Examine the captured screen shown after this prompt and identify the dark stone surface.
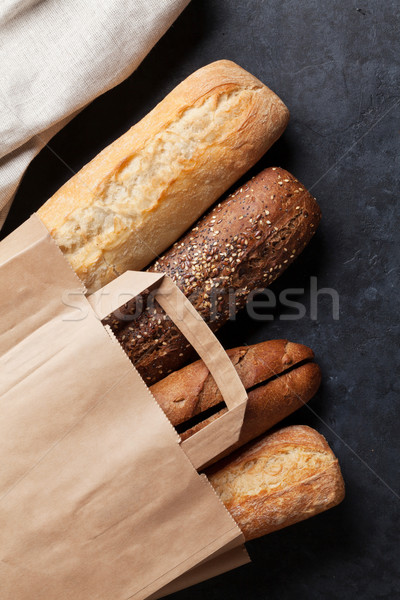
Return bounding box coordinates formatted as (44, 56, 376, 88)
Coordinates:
(2, 1, 399, 598)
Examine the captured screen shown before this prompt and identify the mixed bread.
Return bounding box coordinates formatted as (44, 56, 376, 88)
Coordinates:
(36, 60, 344, 545)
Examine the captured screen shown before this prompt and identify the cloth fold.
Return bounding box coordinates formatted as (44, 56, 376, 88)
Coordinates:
(0, 0, 190, 229)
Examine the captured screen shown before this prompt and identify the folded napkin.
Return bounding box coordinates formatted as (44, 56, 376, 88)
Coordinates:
(0, 0, 190, 229)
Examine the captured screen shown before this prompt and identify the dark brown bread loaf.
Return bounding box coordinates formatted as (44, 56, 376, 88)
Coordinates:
(207, 425, 345, 541)
(149, 340, 321, 459)
(104, 168, 321, 384)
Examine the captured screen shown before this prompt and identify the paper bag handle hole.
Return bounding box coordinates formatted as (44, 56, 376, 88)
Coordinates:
(102, 285, 229, 435)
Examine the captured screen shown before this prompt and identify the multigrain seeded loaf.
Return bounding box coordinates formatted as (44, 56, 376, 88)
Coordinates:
(37, 60, 289, 293)
(105, 168, 321, 384)
(207, 425, 345, 541)
(150, 340, 321, 454)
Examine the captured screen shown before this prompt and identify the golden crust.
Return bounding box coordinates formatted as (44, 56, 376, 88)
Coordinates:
(207, 425, 345, 541)
(150, 339, 315, 427)
(37, 60, 289, 293)
(181, 362, 322, 460)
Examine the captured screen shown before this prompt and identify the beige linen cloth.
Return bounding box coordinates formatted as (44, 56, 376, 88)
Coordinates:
(0, 0, 190, 229)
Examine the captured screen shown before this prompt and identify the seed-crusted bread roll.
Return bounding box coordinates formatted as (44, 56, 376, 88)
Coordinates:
(207, 425, 345, 541)
(150, 340, 321, 458)
(37, 60, 289, 293)
(105, 168, 321, 384)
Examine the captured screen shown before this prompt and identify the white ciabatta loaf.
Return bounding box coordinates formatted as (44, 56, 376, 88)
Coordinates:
(38, 60, 289, 292)
(207, 426, 345, 541)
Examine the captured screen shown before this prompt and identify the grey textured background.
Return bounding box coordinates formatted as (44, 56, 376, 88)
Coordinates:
(2, 1, 399, 598)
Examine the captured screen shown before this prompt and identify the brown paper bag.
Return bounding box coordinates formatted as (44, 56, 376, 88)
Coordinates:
(0, 215, 250, 600)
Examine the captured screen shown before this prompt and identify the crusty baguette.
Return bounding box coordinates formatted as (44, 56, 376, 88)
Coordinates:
(38, 60, 289, 293)
(207, 425, 345, 541)
(150, 340, 321, 456)
(105, 168, 321, 384)
(180, 362, 321, 459)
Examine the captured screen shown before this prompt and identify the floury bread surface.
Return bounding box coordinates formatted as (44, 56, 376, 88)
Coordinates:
(207, 425, 345, 541)
(38, 60, 289, 293)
